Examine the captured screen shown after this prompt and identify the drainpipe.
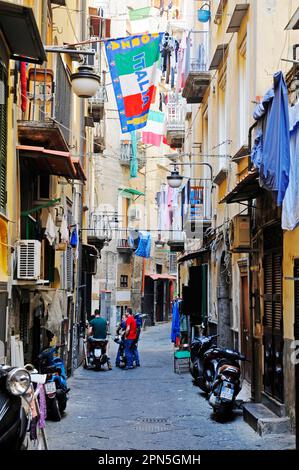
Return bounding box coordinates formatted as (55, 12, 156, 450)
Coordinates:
(248, 121, 258, 401)
(41, 0, 47, 45)
(73, 0, 87, 373)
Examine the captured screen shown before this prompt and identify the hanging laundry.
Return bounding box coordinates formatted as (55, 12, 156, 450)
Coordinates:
(20, 62, 27, 113)
(259, 71, 291, 206)
(130, 130, 138, 178)
(282, 103, 299, 230)
(45, 213, 56, 246)
(135, 231, 151, 258)
(60, 215, 69, 243)
(70, 226, 78, 248)
(141, 110, 165, 147)
(171, 299, 181, 344)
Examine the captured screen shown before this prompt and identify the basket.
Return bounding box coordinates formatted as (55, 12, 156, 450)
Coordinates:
(174, 350, 191, 374)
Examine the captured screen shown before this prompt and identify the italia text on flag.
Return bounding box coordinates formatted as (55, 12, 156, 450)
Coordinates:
(105, 33, 163, 133)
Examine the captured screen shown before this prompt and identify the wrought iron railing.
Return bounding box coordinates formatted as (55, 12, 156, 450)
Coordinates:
(88, 213, 112, 240)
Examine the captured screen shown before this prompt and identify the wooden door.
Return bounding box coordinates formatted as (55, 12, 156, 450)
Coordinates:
(240, 274, 252, 382)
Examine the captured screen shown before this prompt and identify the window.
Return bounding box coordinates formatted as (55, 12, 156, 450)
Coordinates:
(238, 37, 248, 146)
(218, 65, 227, 170)
(120, 275, 128, 288)
(0, 62, 7, 214)
(33, 174, 51, 201)
(156, 264, 162, 274)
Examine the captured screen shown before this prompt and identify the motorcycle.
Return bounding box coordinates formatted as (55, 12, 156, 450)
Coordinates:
(203, 346, 246, 416)
(38, 346, 69, 422)
(0, 365, 31, 449)
(84, 337, 112, 371)
(190, 334, 218, 391)
(114, 334, 126, 367)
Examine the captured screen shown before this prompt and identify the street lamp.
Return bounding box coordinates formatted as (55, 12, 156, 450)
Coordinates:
(167, 168, 184, 188)
(70, 64, 101, 98)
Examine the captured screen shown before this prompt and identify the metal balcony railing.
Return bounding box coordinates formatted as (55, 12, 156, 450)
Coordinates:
(88, 85, 107, 107)
(185, 31, 209, 75)
(186, 179, 212, 223)
(119, 142, 146, 168)
(166, 93, 186, 131)
(117, 229, 135, 251)
(88, 213, 112, 240)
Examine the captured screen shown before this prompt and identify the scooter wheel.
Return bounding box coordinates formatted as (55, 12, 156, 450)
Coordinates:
(49, 398, 61, 421)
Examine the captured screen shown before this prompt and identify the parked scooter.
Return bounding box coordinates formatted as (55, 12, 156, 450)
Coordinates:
(0, 365, 31, 449)
(203, 346, 245, 416)
(113, 334, 126, 367)
(84, 338, 112, 371)
(190, 334, 218, 391)
(38, 345, 69, 421)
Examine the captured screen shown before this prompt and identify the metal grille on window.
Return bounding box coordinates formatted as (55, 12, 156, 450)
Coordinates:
(55, 54, 72, 144)
(0, 62, 7, 213)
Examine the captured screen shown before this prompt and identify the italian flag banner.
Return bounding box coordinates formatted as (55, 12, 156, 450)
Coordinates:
(105, 33, 163, 133)
(142, 110, 165, 147)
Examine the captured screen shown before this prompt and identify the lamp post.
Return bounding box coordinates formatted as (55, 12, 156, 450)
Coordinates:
(167, 162, 213, 188)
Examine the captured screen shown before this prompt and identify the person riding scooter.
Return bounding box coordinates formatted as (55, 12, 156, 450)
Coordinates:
(87, 310, 112, 370)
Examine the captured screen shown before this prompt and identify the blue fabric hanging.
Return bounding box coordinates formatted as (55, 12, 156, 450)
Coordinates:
(135, 231, 151, 258)
(171, 300, 180, 343)
(70, 227, 78, 248)
(130, 130, 138, 178)
(259, 71, 291, 206)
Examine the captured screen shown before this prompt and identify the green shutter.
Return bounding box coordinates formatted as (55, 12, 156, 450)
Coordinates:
(0, 62, 7, 214)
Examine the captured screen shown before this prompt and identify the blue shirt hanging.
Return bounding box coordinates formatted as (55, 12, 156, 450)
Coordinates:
(259, 71, 291, 206)
(135, 231, 151, 258)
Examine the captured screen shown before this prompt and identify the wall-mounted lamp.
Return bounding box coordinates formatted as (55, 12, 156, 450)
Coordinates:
(70, 65, 101, 98)
(167, 169, 184, 188)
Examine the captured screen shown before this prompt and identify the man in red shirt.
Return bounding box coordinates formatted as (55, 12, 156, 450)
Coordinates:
(123, 308, 137, 370)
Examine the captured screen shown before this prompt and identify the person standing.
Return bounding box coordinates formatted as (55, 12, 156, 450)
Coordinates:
(123, 308, 137, 370)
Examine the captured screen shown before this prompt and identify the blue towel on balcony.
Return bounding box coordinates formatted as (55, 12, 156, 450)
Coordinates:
(135, 231, 151, 258)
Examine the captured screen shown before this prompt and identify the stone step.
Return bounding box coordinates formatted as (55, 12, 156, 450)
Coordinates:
(243, 403, 291, 436)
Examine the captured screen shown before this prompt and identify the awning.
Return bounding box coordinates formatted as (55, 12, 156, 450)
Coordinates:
(118, 187, 145, 197)
(0, 1, 46, 64)
(72, 157, 87, 182)
(219, 169, 261, 204)
(146, 273, 176, 281)
(226, 4, 249, 33)
(209, 44, 228, 70)
(285, 7, 299, 30)
(178, 248, 209, 263)
(17, 145, 82, 180)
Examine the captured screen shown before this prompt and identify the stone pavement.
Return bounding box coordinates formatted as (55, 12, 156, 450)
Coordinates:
(46, 322, 295, 450)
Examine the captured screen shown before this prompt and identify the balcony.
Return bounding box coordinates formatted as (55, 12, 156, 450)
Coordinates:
(185, 180, 212, 229)
(93, 120, 106, 153)
(117, 229, 135, 254)
(167, 230, 186, 252)
(119, 142, 146, 169)
(18, 60, 72, 151)
(182, 32, 211, 104)
(87, 213, 112, 251)
(88, 85, 107, 122)
(165, 93, 185, 149)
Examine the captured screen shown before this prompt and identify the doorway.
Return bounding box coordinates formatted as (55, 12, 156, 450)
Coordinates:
(263, 225, 284, 402)
(239, 261, 252, 382)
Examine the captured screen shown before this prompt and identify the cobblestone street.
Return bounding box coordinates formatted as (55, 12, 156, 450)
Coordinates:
(46, 323, 295, 450)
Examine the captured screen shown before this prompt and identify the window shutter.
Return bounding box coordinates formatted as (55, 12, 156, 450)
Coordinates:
(0, 62, 7, 214)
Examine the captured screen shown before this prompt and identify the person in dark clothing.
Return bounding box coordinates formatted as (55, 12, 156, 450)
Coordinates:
(88, 309, 108, 354)
(115, 314, 126, 367)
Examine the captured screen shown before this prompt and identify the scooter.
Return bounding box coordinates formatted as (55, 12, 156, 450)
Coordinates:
(84, 337, 112, 371)
(0, 365, 31, 449)
(204, 346, 245, 416)
(190, 334, 218, 391)
(38, 346, 69, 421)
(114, 334, 126, 367)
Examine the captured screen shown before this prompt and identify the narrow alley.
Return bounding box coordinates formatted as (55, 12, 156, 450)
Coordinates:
(46, 323, 295, 451)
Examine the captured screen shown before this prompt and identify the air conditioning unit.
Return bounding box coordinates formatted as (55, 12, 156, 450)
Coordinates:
(17, 240, 41, 280)
(230, 215, 251, 252)
(128, 207, 141, 221)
